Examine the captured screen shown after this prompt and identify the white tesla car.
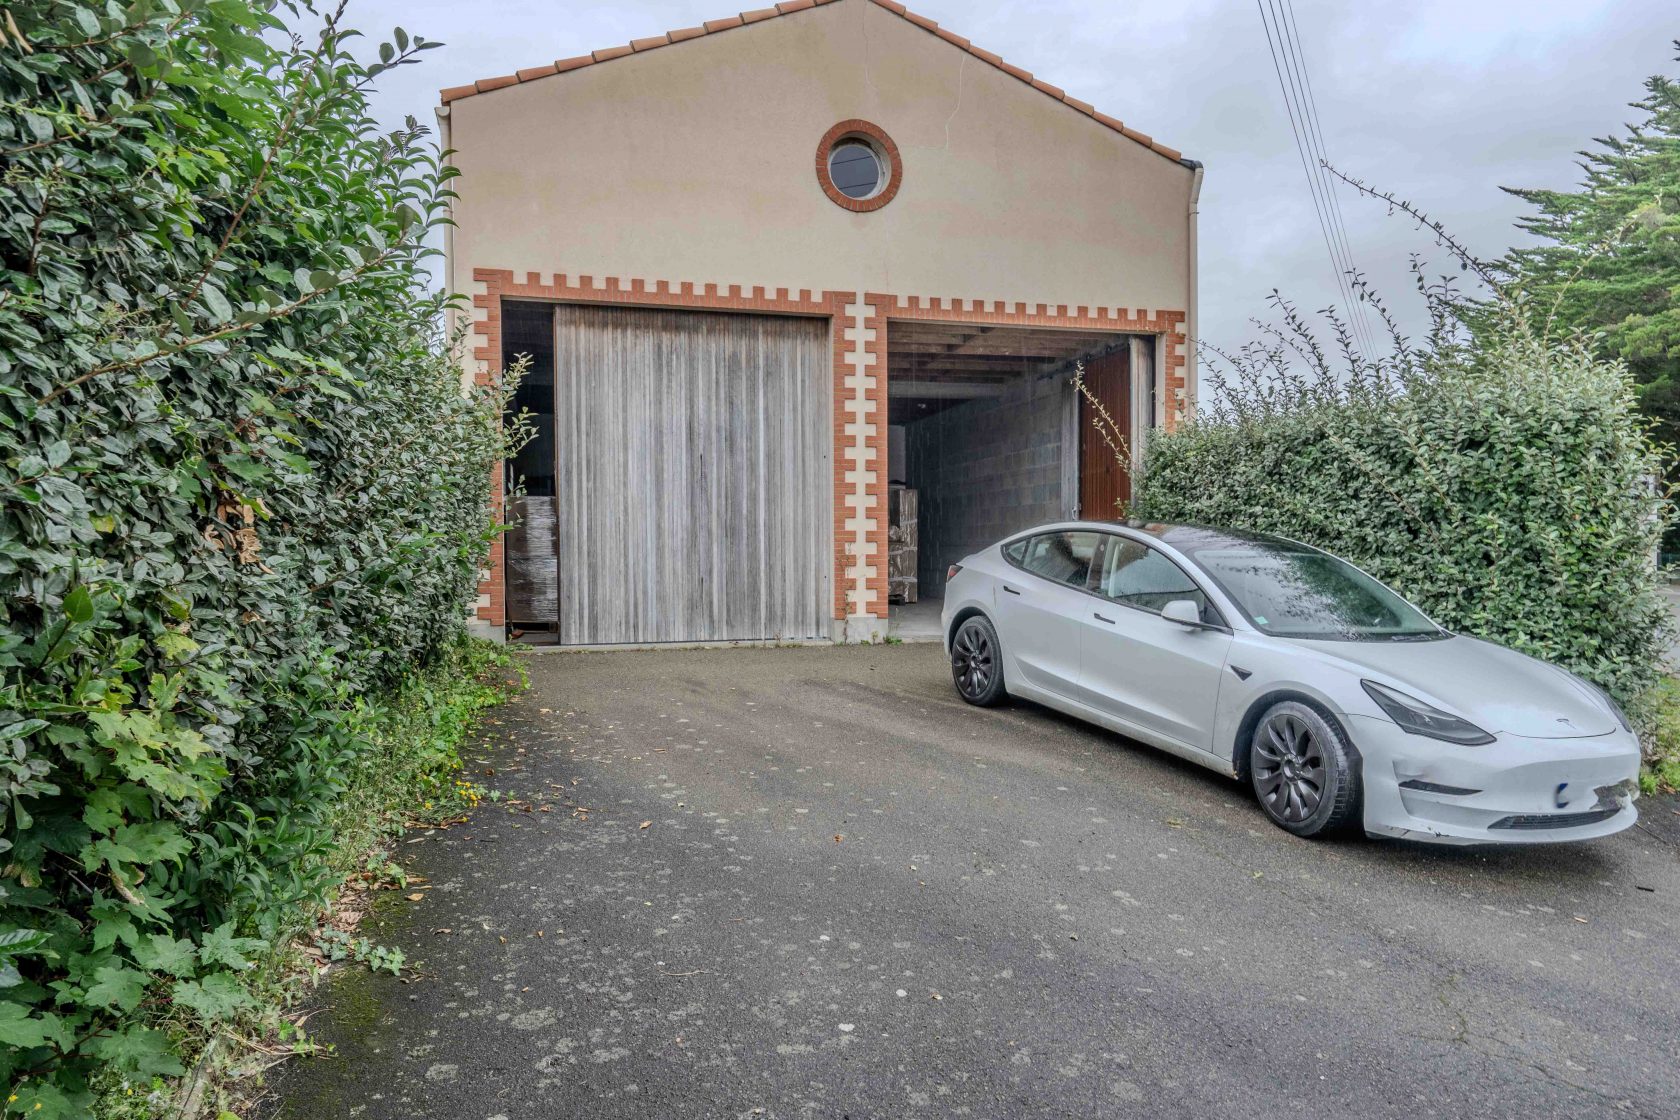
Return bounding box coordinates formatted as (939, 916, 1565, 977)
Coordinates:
(941, 521, 1641, 844)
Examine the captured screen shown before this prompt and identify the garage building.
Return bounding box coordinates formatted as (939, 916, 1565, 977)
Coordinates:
(440, 0, 1201, 645)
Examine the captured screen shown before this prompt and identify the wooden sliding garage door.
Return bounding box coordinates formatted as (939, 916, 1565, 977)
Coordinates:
(552, 304, 831, 645)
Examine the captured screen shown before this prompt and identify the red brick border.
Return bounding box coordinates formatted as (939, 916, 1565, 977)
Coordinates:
(882, 295, 1188, 430)
(469, 268, 856, 630)
(467, 268, 1187, 636)
(815, 120, 903, 213)
(859, 296, 891, 612)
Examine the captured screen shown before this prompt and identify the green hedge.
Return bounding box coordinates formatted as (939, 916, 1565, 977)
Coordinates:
(1136, 299, 1673, 713)
(0, 3, 509, 1114)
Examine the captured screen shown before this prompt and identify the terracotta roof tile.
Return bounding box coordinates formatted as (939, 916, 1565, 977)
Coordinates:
(438, 0, 1188, 164)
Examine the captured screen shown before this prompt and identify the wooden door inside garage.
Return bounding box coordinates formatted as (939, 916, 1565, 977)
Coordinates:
(552, 304, 831, 645)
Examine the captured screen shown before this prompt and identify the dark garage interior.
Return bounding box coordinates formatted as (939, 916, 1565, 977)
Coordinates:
(886, 319, 1154, 639)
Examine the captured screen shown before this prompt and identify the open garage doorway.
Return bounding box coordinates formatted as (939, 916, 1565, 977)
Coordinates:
(885, 320, 1159, 642)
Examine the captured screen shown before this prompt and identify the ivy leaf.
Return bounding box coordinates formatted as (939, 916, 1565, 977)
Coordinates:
(132, 933, 197, 978)
(155, 632, 199, 662)
(0, 1002, 64, 1048)
(89, 1026, 185, 1077)
(198, 923, 265, 972)
(84, 964, 148, 1011)
(170, 972, 253, 1021)
(8, 1080, 92, 1120)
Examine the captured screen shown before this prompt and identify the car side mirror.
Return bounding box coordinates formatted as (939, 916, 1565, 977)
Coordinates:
(1161, 599, 1203, 629)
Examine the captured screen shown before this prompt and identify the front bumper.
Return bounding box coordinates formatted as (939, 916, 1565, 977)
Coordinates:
(1348, 714, 1640, 846)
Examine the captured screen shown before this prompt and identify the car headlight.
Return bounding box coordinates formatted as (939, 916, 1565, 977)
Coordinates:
(1360, 680, 1495, 745)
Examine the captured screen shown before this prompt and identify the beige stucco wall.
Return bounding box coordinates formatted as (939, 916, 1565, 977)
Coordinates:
(449, 0, 1198, 639)
(444, 0, 1194, 325)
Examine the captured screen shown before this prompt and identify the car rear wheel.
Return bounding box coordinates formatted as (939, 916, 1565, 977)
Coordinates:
(1249, 700, 1360, 838)
(951, 615, 1007, 707)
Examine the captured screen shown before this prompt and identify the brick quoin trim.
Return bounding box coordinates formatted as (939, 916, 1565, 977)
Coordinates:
(468, 268, 871, 628)
(882, 295, 1190, 430)
(467, 268, 1187, 636)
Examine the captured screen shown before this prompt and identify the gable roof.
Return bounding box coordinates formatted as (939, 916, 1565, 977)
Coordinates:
(438, 0, 1187, 164)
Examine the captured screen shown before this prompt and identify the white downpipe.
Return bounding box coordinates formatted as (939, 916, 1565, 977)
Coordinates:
(1186, 161, 1204, 421)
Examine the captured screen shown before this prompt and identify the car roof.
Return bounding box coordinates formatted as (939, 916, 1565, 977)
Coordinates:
(1005, 519, 1306, 552)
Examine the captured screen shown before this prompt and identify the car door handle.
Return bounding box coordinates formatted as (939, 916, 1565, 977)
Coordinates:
(1002, 585, 1022, 596)
(1093, 612, 1115, 624)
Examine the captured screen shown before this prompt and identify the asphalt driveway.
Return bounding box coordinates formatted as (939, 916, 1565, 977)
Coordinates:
(268, 644, 1680, 1119)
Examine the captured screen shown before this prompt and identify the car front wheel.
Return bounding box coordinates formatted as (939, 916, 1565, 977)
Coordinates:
(1249, 700, 1360, 838)
(950, 615, 1007, 707)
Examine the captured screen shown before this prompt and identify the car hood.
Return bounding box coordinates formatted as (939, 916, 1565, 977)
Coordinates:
(1294, 634, 1618, 739)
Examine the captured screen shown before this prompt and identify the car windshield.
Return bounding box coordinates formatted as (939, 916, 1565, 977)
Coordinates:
(1177, 540, 1444, 641)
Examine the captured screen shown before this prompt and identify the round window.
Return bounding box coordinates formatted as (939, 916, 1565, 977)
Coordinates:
(816, 120, 902, 212)
(828, 140, 882, 199)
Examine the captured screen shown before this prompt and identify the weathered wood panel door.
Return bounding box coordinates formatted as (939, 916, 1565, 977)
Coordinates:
(1079, 349, 1132, 519)
(553, 304, 831, 645)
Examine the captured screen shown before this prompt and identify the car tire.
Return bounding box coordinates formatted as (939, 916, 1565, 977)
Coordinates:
(950, 615, 1007, 707)
(1249, 700, 1361, 839)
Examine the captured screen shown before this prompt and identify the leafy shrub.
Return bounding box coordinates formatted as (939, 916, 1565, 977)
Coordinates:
(0, 2, 509, 1114)
(1135, 254, 1673, 716)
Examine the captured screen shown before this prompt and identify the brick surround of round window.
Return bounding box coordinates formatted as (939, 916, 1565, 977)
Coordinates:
(815, 120, 902, 212)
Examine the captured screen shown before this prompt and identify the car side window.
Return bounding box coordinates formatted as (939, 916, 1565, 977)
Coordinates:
(1017, 531, 1102, 591)
(1098, 536, 1218, 623)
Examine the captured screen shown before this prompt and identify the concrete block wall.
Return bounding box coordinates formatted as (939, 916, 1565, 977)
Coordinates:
(904, 372, 1068, 599)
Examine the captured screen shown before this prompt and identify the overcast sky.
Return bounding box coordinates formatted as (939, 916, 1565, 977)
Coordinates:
(348, 0, 1676, 367)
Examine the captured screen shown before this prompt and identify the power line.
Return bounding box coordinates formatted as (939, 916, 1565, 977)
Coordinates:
(1262, 0, 1375, 357)
(1256, 0, 1375, 358)
(1277, 0, 1381, 354)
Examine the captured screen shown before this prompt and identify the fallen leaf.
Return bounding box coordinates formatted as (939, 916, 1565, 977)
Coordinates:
(406, 893, 425, 902)
(639, 821, 652, 829)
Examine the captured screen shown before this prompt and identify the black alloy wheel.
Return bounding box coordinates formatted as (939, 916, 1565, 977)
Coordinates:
(951, 615, 1006, 706)
(1249, 700, 1360, 838)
